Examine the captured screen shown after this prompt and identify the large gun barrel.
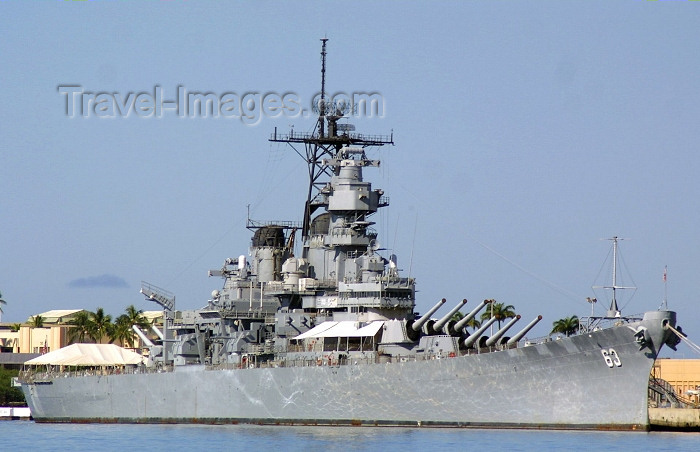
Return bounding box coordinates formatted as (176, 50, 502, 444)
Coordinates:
(454, 299, 492, 332)
(411, 298, 447, 332)
(151, 324, 165, 341)
(506, 315, 543, 345)
(463, 317, 497, 348)
(132, 325, 154, 347)
(405, 298, 446, 341)
(485, 315, 521, 347)
(433, 299, 468, 333)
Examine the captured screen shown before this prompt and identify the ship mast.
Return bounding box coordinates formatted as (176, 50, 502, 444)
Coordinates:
(598, 236, 636, 317)
(269, 38, 393, 257)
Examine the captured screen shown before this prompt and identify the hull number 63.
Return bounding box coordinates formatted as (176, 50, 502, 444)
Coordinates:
(601, 348, 622, 368)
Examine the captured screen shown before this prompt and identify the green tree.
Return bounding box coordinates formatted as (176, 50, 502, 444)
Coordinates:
(464, 316, 481, 330)
(10, 323, 22, 333)
(551, 315, 580, 337)
(123, 305, 151, 331)
(110, 305, 151, 348)
(110, 316, 136, 347)
(90, 308, 113, 344)
(68, 311, 96, 343)
(479, 300, 516, 329)
(29, 315, 45, 328)
(0, 368, 25, 406)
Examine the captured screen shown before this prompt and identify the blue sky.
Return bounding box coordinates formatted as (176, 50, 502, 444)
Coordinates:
(1, 1, 699, 356)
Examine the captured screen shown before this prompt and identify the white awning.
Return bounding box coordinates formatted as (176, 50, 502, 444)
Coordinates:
(353, 321, 384, 337)
(25, 343, 145, 366)
(293, 321, 384, 340)
(293, 321, 339, 339)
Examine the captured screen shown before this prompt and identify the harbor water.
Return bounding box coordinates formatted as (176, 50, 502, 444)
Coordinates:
(1, 421, 698, 451)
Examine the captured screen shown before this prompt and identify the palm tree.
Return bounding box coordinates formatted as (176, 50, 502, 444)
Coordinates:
(30, 315, 45, 328)
(551, 315, 580, 337)
(90, 308, 113, 344)
(124, 305, 151, 331)
(110, 315, 136, 347)
(464, 316, 482, 330)
(68, 311, 96, 343)
(110, 305, 151, 348)
(479, 300, 516, 329)
(10, 323, 22, 332)
(0, 291, 6, 316)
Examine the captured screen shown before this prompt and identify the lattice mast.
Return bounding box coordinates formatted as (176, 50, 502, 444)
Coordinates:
(270, 38, 393, 256)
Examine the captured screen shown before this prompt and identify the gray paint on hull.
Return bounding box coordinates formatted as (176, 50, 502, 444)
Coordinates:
(23, 325, 655, 429)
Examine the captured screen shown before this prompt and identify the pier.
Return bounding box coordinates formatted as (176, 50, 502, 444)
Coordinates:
(649, 408, 700, 431)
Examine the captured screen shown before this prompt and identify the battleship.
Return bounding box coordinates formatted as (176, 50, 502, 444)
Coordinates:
(20, 40, 683, 430)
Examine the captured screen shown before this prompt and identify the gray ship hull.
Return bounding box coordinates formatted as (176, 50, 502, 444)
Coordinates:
(21, 321, 661, 430)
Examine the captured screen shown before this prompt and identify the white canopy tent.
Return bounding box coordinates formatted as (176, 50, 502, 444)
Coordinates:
(24, 343, 145, 366)
(293, 321, 384, 340)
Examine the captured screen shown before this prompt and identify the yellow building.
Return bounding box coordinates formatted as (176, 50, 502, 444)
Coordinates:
(18, 310, 85, 353)
(653, 358, 700, 404)
(0, 310, 84, 354)
(0, 325, 20, 353)
(142, 311, 164, 328)
(0, 309, 164, 356)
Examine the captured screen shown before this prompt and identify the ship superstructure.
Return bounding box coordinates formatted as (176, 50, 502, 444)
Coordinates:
(146, 39, 428, 369)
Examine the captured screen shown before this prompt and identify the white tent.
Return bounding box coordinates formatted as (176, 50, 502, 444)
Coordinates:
(24, 343, 145, 366)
